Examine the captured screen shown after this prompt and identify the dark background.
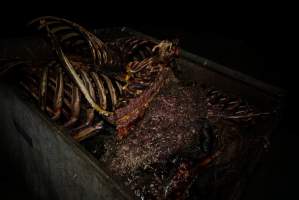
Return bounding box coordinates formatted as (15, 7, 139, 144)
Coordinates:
(0, 5, 296, 200)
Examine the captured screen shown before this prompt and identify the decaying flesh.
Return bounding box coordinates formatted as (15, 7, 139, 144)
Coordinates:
(103, 73, 208, 173)
(98, 70, 273, 199)
(100, 73, 216, 199)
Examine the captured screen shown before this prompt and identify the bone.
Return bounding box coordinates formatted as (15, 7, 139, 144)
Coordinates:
(64, 85, 81, 127)
(71, 121, 104, 142)
(52, 67, 64, 120)
(101, 74, 118, 110)
(90, 72, 108, 110)
(39, 65, 48, 111)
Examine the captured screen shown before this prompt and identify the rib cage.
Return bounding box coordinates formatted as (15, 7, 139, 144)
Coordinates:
(8, 16, 180, 141)
(29, 17, 157, 69)
(29, 16, 117, 67)
(20, 60, 124, 135)
(205, 88, 270, 124)
(106, 37, 156, 63)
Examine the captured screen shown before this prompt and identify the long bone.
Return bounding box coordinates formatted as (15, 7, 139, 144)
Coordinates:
(39, 19, 112, 117)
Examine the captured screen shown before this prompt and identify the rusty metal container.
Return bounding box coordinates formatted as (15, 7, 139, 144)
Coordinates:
(0, 27, 285, 200)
